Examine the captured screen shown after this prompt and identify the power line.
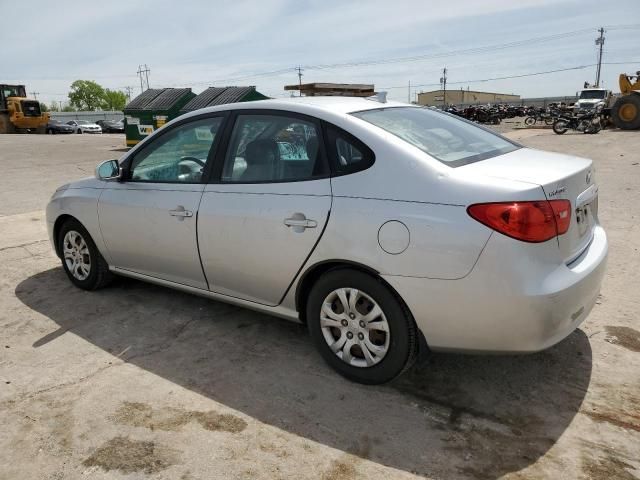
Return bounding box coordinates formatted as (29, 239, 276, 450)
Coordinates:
(381, 61, 640, 90)
(302, 29, 598, 71)
(160, 27, 613, 88)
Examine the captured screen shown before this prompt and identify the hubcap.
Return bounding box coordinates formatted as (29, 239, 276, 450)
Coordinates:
(620, 103, 638, 122)
(63, 230, 91, 281)
(320, 288, 390, 368)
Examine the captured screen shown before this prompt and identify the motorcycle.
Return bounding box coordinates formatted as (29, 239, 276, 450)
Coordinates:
(552, 109, 602, 135)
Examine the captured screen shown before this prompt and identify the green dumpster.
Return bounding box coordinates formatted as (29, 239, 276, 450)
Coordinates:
(123, 88, 195, 147)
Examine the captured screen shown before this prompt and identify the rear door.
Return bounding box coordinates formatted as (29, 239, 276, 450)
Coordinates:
(98, 115, 225, 288)
(198, 110, 331, 306)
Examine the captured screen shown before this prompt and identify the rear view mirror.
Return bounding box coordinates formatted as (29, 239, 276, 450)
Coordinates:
(95, 159, 122, 181)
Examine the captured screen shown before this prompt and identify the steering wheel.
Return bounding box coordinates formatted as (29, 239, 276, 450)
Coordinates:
(179, 156, 206, 167)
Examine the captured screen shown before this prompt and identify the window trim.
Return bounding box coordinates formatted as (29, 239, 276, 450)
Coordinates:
(209, 109, 331, 185)
(322, 122, 375, 177)
(123, 112, 228, 185)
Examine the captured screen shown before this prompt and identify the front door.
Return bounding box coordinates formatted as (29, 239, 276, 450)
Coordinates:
(198, 111, 332, 305)
(98, 115, 224, 289)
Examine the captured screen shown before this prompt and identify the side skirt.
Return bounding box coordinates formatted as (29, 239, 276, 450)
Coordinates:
(110, 267, 302, 323)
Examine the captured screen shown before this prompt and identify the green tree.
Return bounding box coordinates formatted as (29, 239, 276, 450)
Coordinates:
(39, 102, 49, 112)
(62, 104, 76, 112)
(68, 80, 106, 111)
(102, 89, 127, 111)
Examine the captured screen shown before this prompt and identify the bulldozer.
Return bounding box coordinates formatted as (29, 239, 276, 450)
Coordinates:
(611, 72, 640, 130)
(0, 84, 50, 134)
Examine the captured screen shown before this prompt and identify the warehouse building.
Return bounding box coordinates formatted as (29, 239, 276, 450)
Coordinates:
(416, 89, 520, 106)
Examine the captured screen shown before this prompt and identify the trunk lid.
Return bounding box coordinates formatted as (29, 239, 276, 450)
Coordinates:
(460, 148, 597, 262)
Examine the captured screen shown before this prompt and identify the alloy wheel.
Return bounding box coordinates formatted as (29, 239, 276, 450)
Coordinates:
(63, 230, 91, 281)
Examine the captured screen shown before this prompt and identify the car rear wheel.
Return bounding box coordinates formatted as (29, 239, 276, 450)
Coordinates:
(58, 219, 113, 290)
(307, 269, 418, 384)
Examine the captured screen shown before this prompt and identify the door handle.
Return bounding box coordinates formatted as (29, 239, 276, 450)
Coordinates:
(284, 215, 317, 233)
(169, 206, 193, 220)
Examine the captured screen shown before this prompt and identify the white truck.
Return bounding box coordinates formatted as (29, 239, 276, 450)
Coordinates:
(574, 88, 612, 112)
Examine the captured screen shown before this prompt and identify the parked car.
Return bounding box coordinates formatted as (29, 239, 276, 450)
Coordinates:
(46, 119, 75, 134)
(46, 97, 607, 384)
(66, 120, 102, 134)
(96, 119, 125, 133)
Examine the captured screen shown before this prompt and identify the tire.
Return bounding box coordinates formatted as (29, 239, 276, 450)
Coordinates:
(306, 269, 418, 384)
(47, 128, 54, 134)
(524, 116, 536, 126)
(77, 128, 82, 134)
(611, 94, 640, 130)
(544, 117, 555, 126)
(57, 218, 113, 290)
(553, 119, 569, 135)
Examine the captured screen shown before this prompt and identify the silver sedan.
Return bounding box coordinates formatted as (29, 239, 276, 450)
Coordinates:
(46, 97, 607, 384)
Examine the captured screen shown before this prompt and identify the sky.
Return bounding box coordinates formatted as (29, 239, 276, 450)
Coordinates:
(2, 0, 639, 106)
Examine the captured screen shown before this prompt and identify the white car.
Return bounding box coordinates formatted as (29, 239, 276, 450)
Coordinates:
(66, 120, 102, 134)
(47, 97, 607, 384)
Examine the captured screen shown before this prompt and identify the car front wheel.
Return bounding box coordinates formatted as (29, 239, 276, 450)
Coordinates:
(307, 269, 418, 384)
(58, 219, 113, 290)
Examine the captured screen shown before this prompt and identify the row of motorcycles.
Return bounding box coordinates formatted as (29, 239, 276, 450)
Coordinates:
(444, 105, 531, 125)
(444, 102, 605, 134)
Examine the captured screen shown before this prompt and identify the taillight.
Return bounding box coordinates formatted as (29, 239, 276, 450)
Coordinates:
(467, 200, 571, 243)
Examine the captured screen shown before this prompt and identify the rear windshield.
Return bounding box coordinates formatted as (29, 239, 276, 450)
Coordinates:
(351, 107, 519, 167)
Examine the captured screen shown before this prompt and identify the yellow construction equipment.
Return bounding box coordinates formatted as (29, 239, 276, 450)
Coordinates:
(0, 84, 50, 134)
(611, 72, 640, 130)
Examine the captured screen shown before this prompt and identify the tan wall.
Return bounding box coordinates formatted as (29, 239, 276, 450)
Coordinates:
(416, 90, 520, 106)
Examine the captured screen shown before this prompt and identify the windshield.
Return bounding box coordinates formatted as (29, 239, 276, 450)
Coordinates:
(77, 120, 90, 125)
(352, 107, 519, 167)
(2, 85, 26, 98)
(579, 90, 606, 100)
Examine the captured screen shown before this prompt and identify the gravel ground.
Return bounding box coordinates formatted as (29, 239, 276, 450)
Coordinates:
(0, 129, 639, 480)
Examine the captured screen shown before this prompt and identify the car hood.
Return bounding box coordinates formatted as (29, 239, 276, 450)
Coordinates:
(57, 177, 104, 191)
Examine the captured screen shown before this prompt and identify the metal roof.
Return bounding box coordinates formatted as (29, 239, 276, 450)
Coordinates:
(123, 89, 164, 110)
(180, 86, 257, 113)
(143, 88, 192, 111)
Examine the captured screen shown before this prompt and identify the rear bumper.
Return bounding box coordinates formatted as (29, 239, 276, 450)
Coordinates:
(384, 225, 608, 353)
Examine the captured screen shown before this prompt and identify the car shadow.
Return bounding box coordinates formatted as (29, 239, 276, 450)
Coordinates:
(15, 268, 593, 479)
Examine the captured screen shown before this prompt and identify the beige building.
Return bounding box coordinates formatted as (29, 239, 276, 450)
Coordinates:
(416, 89, 520, 106)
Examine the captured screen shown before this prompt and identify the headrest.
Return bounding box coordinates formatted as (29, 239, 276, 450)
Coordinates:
(245, 139, 279, 166)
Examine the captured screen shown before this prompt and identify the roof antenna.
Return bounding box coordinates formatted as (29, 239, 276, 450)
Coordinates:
(367, 91, 387, 103)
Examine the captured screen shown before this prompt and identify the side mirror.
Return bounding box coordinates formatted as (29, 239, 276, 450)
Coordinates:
(95, 159, 122, 181)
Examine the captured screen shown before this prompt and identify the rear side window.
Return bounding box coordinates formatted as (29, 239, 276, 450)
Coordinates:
(221, 114, 328, 183)
(325, 126, 374, 175)
(352, 107, 519, 167)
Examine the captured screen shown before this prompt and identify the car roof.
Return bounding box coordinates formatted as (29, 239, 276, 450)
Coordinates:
(178, 96, 415, 120)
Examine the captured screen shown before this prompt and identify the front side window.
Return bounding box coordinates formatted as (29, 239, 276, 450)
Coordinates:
(352, 107, 519, 167)
(129, 117, 223, 183)
(221, 114, 326, 183)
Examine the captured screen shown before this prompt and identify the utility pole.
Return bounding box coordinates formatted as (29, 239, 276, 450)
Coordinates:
(296, 66, 303, 96)
(440, 67, 447, 108)
(408, 80, 411, 103)
(595, 27, 605, 87)
(30, 91, 39, 100)
(137, 65, 151, 93)
(124, 86, 133, 103)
